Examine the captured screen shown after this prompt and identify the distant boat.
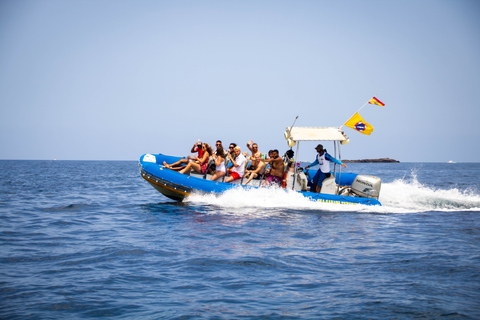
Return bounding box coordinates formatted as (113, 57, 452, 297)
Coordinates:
(139, 127, 382, 206)
(447, 160, 456, 163)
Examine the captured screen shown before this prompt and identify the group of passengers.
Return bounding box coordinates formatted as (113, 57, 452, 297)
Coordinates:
(163, 140, 286, 186)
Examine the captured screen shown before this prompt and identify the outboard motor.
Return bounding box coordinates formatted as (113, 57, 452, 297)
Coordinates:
(350, 175, 381, 200)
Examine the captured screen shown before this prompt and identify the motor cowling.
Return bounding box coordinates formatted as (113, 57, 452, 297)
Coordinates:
(350, 175, 381, 199)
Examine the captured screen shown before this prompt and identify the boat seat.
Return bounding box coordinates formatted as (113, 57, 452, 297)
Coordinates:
(239, 158, 252, 185)
(222, 157, 231, 182)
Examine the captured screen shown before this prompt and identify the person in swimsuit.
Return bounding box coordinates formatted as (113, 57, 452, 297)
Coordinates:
(261, 149, 285, 186)
(210, 146, 226, 181)
(167, 143, 211, 175)
(262, 150, 274, 175)
(243, 141, 266, 184)
(163, 140, 204, 171)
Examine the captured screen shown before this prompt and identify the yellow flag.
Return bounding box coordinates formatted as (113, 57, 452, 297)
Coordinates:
(344, 112, 374, 135)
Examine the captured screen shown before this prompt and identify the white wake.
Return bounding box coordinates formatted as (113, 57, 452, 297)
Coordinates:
(184, 175, 480, 214)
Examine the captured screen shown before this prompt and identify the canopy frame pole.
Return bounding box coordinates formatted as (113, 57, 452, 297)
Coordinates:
(333, 140, 337, 177)
(288, 116, 299, 136)
(292, 141, 300, 190)
(336, 140, 342, 195)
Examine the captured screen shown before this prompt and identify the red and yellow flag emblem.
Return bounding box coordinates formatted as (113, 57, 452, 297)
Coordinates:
(368, 97, 385, 107)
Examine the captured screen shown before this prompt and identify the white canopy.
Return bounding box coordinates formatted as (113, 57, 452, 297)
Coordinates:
(287, 127, 349, 141)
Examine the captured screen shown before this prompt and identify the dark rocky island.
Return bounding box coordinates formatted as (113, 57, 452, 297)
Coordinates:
(342, 158, 400, 163)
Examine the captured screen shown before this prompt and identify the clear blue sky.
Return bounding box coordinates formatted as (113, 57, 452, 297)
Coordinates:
(1, 0, 479, 162)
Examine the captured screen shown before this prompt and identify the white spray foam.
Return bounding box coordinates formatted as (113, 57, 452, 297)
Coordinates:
(187, 187, 329, 210)
(186, 187, 393, 214)
(380, 176, 480, 212)
(185, 176, 480, 214)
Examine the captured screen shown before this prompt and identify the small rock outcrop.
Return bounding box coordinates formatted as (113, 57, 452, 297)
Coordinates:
(342, 158, 400, 163)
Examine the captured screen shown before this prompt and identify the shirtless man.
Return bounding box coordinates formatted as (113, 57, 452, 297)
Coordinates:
(261, 149, 285, 186)
(243, 141, 266, 184)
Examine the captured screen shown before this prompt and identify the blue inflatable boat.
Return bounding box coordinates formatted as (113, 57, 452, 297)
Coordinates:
(139, 127, 382, 206)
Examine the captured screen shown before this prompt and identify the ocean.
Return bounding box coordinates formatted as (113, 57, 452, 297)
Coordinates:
(1, 160, 479, 319)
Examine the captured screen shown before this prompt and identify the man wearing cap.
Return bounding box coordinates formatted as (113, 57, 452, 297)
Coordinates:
(305, 144, 347, 193)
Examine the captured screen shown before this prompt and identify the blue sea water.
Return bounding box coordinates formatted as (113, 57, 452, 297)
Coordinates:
(1, 160, 479, 319)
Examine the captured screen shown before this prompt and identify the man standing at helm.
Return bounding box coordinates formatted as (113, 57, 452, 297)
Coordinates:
(305, 144, 347, 193)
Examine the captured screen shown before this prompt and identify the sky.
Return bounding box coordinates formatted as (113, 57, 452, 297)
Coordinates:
(1, 0, 479, 162)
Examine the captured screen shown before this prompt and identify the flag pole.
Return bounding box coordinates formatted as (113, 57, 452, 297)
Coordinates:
(340, 99, 370, 128)
(356, 101, 369, 113)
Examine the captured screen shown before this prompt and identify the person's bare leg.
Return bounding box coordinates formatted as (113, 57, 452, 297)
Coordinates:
(243, 173, 257, 185)
(180, 162, 202, 175)
(210, 171, 225, 181)
(179, 162, 193, 175)
(172, 159, 188, 167)
(244, 162, 265, 185)
(164, 159, 188, 170)
(169, 165, 186, 172)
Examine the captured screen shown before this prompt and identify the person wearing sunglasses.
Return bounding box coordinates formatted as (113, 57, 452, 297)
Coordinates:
(211, 140, 223, 155)
(225, 146, 246, 183)
(243, 141, 266, 184)
(175, 143, 213, 175)
(210, 146, 226, 181)
(163, 140, 204, 171)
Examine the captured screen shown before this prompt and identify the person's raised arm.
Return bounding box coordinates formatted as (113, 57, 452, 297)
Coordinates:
(191, 142, 200, 154)
(246, 141, 254, 153)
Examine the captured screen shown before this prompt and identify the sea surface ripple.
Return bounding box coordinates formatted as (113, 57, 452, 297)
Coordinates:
(1, 160, 479, 319)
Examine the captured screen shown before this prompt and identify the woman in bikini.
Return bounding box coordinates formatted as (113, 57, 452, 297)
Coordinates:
(210, 146, 226, 181)
(163, 141, 204, 171)
(166, 143, 212, 175)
